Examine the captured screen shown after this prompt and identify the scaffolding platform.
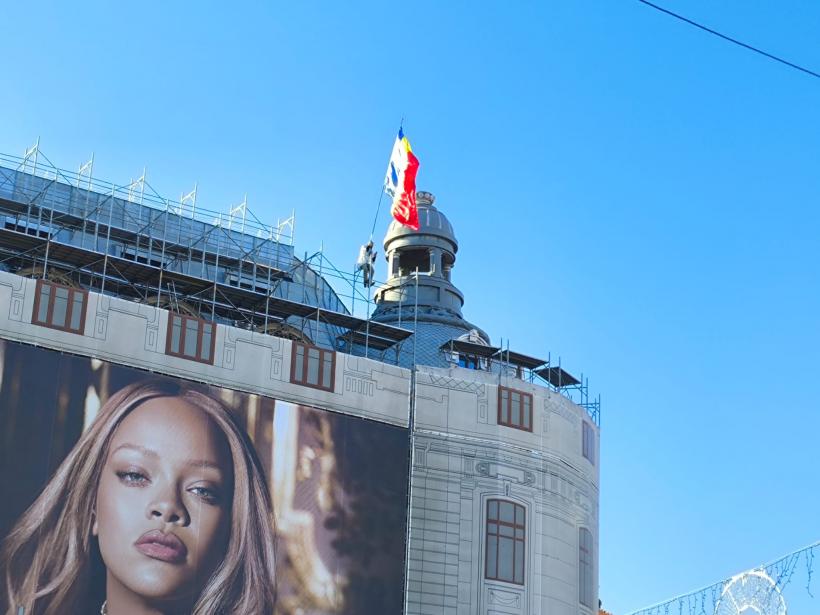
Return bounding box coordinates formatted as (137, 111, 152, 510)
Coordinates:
(0, 147, 412, 356)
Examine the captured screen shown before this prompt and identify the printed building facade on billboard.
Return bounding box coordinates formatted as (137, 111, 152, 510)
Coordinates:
(0, 154, 601, 615)
(0, 339, 410, 615)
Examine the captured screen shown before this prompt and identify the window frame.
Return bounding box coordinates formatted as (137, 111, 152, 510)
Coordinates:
(497, 385, 534, 432)
(484, 499, 526, 585)
(458, 353, 481, 370)
(31, 279, 88, 335)
(289, 341, 336, 392)
(164, 313, 217, 365)
(582, 421, 595, 465)
(579, 527, 594, 608)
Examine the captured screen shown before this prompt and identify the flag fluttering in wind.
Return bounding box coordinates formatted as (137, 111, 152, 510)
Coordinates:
(384, 128, 420, 231)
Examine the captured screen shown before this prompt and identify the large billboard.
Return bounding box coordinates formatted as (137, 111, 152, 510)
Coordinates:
(0, 339, 409, 615)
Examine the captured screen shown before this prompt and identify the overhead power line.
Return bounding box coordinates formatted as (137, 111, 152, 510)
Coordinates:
(637, 0, 820, 81)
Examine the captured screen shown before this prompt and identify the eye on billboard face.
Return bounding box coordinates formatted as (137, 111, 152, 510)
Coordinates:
(93, 396, 233, 610)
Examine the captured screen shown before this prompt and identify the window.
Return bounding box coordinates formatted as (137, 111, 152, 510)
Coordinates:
(498, 386, 533, 432)
(31, 279, 87, 334)
(458, 354, 481, 370)
(485, 500, 525, 585)
(398, 248, 430, 276)
(290, 341, 335, 392)
(579, 527, 594, 607)
(582, 421, 595, 465)
(165, 314, 216, 364)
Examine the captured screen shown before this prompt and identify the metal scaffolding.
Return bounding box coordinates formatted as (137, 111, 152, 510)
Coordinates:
(0, 143, 411, 357)
(437, 337, 601, 425)
(0, 141, 598, 416)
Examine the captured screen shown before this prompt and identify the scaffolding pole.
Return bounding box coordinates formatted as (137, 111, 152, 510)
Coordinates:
(100, 187, 115, 295)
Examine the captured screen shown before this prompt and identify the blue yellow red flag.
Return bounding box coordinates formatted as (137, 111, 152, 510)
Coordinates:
(383, 128, 420, 231)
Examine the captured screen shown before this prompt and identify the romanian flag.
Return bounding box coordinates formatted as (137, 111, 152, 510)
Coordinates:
(384, 128, 420, 231)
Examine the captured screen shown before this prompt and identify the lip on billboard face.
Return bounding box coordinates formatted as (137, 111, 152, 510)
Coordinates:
(93, 396, 233, 606)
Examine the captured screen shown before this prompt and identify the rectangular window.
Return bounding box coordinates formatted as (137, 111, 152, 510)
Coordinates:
(579, 527, 594, 607)
(498, 386, 533, 432)
(165, 314, 216, 365)
(485, 499, 526, 585)
(458, 354, 481, 370)
(31, 279, 87, 335)
(290, 341, 335, 392)
(582, 421, 595, 465)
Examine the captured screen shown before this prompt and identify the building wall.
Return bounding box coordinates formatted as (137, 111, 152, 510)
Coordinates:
(0, 270, 600, 614)
(0, 271, 410, 427)
(407, 365, 600, 615)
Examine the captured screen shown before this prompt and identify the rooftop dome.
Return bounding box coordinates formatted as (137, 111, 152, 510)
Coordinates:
(383, 191, 458, 254)
(369, 190, 489, 368)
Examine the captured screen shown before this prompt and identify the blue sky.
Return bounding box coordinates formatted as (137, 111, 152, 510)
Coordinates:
(2, 1, 819, 612)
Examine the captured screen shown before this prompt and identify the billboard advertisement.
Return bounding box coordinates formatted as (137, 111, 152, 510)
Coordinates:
(0, 340, 409, 615)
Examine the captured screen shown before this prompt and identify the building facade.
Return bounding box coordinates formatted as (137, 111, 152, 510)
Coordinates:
(0, 153, 599, 615)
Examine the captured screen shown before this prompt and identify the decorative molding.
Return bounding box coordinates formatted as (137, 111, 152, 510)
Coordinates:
(270, 354, 282, 378)
(144, 306, 159, 351)
(487, 587, 522, 608)
(476, 461, 536, 487)
(344, 374, 375, 397)
(9, 295, 22, 321)
(427, 373, 486, 395)
(93, 294, 109, 339)
(145, 327, 157, 351)
(94, 315, 107, 338)
(223, 345, 235, 369)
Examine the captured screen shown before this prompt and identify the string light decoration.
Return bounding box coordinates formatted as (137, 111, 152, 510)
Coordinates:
(627, 540, 819, 615)
(714, 570, 785, 615)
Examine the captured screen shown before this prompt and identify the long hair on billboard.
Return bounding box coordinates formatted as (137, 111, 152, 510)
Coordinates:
(1, 379, 276, 615)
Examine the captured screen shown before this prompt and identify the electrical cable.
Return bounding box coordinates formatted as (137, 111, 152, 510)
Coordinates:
(637, 0, 820, 81)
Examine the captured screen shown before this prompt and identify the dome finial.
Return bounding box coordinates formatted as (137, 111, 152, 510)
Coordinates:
(416, 191, 435, 207)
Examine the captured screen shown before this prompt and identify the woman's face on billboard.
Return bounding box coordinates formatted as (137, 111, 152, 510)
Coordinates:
(93, 396, 233, 607)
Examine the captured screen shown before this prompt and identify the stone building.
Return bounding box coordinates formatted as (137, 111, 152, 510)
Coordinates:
(0, 150, 599, 614)
(365, 191, 601, 615)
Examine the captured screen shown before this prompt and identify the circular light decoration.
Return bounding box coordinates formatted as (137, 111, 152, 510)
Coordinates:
(714, 569, 787, 615)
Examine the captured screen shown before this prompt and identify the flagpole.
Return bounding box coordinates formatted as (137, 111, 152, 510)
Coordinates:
(369, 188, 385, 242)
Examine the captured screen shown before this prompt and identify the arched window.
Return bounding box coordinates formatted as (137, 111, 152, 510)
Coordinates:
(579, 527, 594, 607)
(485, 499, 525, 585)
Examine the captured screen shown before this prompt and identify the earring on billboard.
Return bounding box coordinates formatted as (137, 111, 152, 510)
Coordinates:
(100, 600, 107, 614)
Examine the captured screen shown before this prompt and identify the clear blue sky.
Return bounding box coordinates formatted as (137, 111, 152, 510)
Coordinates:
(2, 1, 819, 612)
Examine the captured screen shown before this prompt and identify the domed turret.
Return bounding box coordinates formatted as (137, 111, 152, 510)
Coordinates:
(383, 191, 458, 256)
(375, 192, 464, 315)
(371, 191, 489, 367)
